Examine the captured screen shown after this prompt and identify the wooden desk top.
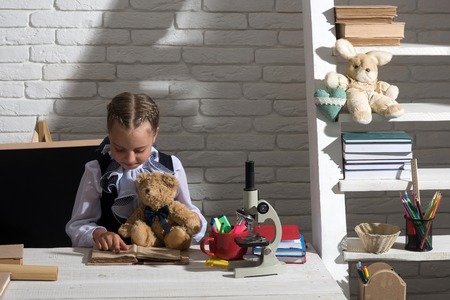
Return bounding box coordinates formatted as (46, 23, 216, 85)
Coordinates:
(3, 245, 346, 299)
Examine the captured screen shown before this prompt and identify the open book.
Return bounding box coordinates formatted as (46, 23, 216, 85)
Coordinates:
(88, 244, 189, 265)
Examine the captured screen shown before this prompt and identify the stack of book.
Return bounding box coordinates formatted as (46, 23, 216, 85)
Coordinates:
(334, 5, 404, 46)
(253, 224, 306, 264)
(342, 131, 413, 180)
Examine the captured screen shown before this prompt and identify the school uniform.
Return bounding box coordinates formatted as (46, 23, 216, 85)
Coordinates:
(65, 146, 207, 248)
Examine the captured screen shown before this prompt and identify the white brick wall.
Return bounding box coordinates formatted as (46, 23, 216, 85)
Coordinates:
(0, 0, 449, 298)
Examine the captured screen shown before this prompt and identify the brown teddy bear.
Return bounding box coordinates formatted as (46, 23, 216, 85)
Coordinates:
(118, 172, 201, 250)
(325, 38, 404, 124)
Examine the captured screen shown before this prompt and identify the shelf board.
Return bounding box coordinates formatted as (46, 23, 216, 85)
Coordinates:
(338, 103, 450, 123)
(343, 235, 450, 262)
(354, 43, 450, 56)
(339, 168, 450, 192)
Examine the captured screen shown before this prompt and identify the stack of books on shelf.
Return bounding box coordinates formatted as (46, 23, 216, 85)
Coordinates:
(253, 224, 306, 264)
(334, 5, 404, 46)
(342, 131, 413, 180)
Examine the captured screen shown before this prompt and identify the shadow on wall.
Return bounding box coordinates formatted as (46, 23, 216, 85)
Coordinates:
(48, 0, 191, 141)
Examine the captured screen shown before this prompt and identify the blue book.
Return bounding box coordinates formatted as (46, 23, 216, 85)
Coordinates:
(253, 233, 306, 257)
(342, 131, 412, 143)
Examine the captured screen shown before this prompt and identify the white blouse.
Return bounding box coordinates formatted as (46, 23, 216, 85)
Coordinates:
(65, 149, 207, 247)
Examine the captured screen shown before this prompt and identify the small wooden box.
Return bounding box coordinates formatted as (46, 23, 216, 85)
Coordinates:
(358, 262, 406, 300)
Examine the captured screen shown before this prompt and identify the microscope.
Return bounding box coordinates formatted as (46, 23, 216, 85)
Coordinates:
(228, 161, 286, 278)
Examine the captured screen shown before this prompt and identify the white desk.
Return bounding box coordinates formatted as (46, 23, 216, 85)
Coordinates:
(3, 245, 346, 300)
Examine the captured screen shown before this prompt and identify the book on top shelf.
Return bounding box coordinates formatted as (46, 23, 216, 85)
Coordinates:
(343, 142, 411, 153)
(334, 5, 397, 19)
(343, 151, 413, 160)
(342, 131, 412, 143)
(336, 22, 405, 39)
(344, 37, 402, 46)
(344, 161, 411, 171)
(335, 17, 394, 24)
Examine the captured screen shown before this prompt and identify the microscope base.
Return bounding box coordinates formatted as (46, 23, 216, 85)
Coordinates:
(229, 251, 286, 278)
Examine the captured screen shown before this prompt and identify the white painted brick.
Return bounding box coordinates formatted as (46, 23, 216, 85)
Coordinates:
(0, 0, 53, 9)
(0, 99, 54, 115)
(243, 83, 304, 99)
(177, 151, 247, 167)
(192, 66, 261, 82)
(98, 81, 169, 99)
(279, 31, 303, 46)
(205, 167, 274, 183)
(0, 116, 36, 131)
(418, 31, 450, 44)
(183, 47, 254, 64)
(117, 65, 190, 81)
(131, 0, 201, 11)
(256, 48, 303, 64)
(418, 0, 450, 12)
(31, 12, 103, 28)
(48, 116, 105, 133)
(249, 13, 302, 29)
(56, 29, 130, 45)
(207, 134, 275, 150)
(182, 116, 252, 133)
(176, 12, 246, 29)
(132, 30, 203, 46)
(263, 66, 305, 82)
(0, 11, 29, 27)
(204, 0, 273, 12)
(276, 0, 302, 12)
(43, 64, 116, 80)
(0, 64, 41, 80)
(274, 100, 306, 117)
(0, 28, 54, 45)
(0, 46, 28, 62)
(0, 83, 24, 98)
(170, 82, 241, 99)
(205, 30, 277, 46)
(411, 65, 450, 81)
(55, 0, 129, 11)
(159, 117, 182, 133)
(184, 168, 203, 184)
(54, 99, 107, 116)
(0, 132, 34, 143)
(249, 150, 307, 166)
(31, 46, 106, 63)
(254, 116, 303, 133)
(277, 167, 310, 182)
(277, 133, 309, 150)
(107, 46, 180, 63)
(401, 14, 450, 30)
(157, 100, 199, 117)
(104, 12, 174, 29)
(25, 81, 97, 98)
(156, 134, 204, 151)
(200, 99, 271, 115)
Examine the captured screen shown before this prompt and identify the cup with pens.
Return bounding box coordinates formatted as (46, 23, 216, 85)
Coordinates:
(200, 215, 248, 261)
(401, 191, 441, 252)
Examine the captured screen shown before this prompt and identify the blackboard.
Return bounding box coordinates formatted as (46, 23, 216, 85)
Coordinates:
(0, 139, 103, 247)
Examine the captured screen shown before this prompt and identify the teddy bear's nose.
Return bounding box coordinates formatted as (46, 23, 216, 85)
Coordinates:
(365, 68, 371, 72)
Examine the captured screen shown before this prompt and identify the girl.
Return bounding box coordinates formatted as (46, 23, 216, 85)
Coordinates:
(66, 92, 207, 252)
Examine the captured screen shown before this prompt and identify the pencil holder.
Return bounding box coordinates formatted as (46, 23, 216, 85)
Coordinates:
(404, 215, 433, 252)
(357, 262, 406, 300)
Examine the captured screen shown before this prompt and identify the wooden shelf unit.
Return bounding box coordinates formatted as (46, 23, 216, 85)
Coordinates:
(302, 0, 450, 297)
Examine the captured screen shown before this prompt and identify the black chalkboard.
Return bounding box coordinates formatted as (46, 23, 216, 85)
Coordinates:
(0, 140, 102, 247)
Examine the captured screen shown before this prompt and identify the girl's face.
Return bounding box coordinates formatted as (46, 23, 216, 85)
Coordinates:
(108, 121, 159, 170)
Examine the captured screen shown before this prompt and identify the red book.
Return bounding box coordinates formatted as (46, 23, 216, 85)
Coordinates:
(254, 224, 300, 241)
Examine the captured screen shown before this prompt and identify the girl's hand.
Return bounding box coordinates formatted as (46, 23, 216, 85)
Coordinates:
(93, 228, 128, 253)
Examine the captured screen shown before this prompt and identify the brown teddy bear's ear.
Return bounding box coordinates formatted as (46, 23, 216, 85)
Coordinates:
(136, 173, 146, 184)
(161, 173, 177, 189)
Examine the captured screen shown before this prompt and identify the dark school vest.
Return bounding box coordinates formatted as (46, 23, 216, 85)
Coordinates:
(96, 152, 174, 234)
